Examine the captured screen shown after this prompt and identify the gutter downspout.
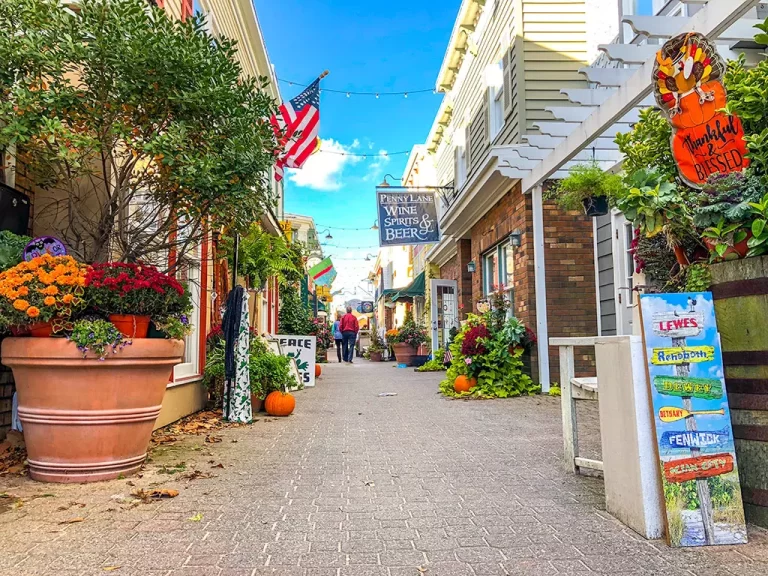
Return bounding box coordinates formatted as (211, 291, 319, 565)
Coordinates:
(532, 185, 550, 392)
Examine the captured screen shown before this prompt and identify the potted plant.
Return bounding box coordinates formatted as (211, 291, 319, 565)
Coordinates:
(388, 312, 428, 366)
(84, 262, 190, 338)
(548, 161, 623, 217)
(367, 330, 386, 362)
(0, 254, 88, 337)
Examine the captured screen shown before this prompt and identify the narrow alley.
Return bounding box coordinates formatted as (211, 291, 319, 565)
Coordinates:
(1, 361, 767, 576)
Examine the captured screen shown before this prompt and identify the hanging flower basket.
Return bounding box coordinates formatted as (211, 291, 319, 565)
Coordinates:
(581, 195, 609, 217)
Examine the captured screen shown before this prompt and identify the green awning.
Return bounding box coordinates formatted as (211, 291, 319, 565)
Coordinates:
(379, 288, 399, 302)
(392, 271, 426, 302)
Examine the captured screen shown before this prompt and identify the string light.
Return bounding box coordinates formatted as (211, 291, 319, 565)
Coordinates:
(278, 77, 436, 97)
(315, 224, 379, 231)
(316, 149, 410, 158)
(322, 242, 380, 249)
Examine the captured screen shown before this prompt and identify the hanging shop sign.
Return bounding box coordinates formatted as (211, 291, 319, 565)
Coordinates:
(358, 301, 374, 314)
(23, 236, 67, 260)
(376, 187, 440, 247)
(640, 292, 746, 547)
(308, 257, 337, 287)
(653, 32, 749, 188)
(276, 335, 316, 388)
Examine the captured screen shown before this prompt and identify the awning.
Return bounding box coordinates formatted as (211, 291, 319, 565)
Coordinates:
(392, 271, 426, 302)
(379, 288, 400, 302)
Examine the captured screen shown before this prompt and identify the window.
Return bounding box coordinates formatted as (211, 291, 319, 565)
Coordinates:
(487, 60, 504, 141)
(173, 250, 201, 382)
(623, 222, 635, 306)
(482, 241, 515, 302)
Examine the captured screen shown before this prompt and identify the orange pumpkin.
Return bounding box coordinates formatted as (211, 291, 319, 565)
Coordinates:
(315, 364, 322, 378)
(670, 81, 726, 130)
(453, 374, 477, 393)
(265, 391, 296, 417)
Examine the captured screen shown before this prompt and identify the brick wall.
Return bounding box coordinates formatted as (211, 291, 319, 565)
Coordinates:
(0, 347, 15, 440)
(542, 202, 598, 379)
(464, 181, 597, 384)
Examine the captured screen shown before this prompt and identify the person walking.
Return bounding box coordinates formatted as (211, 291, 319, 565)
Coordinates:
(332, 312, 343, 363)
(339, 306, 360, 364)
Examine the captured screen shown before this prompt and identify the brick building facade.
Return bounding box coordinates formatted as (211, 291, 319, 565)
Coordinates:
(439, 181, 597, 383)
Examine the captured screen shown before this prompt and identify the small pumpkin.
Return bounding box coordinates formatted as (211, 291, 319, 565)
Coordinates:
(265, 391, 296, 417)
(315, 364, 322, 378)
(453, 374, 477, 393)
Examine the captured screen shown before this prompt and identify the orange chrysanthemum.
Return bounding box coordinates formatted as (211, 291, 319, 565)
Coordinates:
(62, 294, 74, 304)
(13, 299, 30, 311)
(17, 286, 29, 296)
(26, 306, 40, 318)
(44, 296, 56, 306)
(42, 285, 59, 296)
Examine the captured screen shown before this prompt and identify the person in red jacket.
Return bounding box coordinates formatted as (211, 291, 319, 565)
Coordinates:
(339, 306, 360, 364)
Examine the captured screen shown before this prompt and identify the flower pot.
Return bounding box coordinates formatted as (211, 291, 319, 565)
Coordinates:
(10, 325, 31, 337)
(250, 394, 264, 413)
(29, 322, 54, 338)
(369, 351, 383, 362)
(1, 337, 184, 483)
(581, 195, 609, 217)
(109, 314, 151, 338)
(703, 231, 752, 261)
(392, 343, 417, 366)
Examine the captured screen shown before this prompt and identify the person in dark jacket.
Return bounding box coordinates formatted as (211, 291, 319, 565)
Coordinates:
(339, 306, 360, 364)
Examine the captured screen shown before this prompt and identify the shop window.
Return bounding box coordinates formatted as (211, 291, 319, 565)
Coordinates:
(482, 241, 516, 314)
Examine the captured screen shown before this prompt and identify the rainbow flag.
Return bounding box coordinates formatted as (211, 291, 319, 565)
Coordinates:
(308, 257, 336, 287)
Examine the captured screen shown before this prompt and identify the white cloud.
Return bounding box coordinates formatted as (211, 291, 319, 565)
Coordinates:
(287, 138, 361, 191)
(362, 149, 390, 182)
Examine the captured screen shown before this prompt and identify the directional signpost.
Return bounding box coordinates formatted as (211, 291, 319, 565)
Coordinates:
(640, 293, 746, 547)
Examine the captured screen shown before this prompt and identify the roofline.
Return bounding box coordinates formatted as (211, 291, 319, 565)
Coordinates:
(434, 0, 480, 92)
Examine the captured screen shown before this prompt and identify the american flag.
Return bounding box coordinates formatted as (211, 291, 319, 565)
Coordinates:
(271, 78, 321, 182)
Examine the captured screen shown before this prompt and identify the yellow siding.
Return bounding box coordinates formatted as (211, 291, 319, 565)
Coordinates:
(521, 0, 589, 131)
(429, 0, 591, 183)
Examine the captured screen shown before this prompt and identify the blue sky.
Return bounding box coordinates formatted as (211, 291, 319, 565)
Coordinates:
(253, 0, 459, 304)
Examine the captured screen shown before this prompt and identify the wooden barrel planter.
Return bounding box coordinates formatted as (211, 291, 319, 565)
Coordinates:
(711, 255, 768, 528)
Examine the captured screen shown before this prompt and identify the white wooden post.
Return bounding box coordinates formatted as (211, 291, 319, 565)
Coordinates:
(560, 345, 577, 473)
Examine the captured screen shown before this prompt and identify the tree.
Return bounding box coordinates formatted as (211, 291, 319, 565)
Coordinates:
(0, 0, 281, 266)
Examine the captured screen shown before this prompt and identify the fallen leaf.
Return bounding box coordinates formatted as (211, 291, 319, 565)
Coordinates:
(417, 566, 428, 573)
(364, 481, 375, 487)
(211, 463, 224, 469)
(102, 566, 121, 571)
(126, 481, 135, 487)
(205, 435, 222, 444)
(188, 512, 203, 522)
(231, 439, 239, 443)
(152, 435, 177, 445)
(59, 517, 85, 524)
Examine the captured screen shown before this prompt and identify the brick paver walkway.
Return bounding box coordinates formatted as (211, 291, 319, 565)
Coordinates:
(1, 360, 768, 576)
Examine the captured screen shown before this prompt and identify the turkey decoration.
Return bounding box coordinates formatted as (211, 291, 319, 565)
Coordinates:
(653, 32, 749, 188)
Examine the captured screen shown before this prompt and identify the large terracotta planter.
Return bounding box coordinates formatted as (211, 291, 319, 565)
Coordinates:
(392, 343, 417, 366)
(1, 337, 184, 483)
(369, 351, 383, 362)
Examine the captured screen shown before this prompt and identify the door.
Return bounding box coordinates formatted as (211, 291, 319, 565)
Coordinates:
(611, 212, 635, 335)
(430, 279, 458, 352)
